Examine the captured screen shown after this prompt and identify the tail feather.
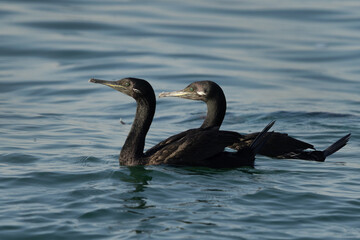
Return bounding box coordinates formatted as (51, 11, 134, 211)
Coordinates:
(323, 133, 351, 157)
(250, 120, 275, 154)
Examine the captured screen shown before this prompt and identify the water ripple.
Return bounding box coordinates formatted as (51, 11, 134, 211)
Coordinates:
(0, 153, 38, 164)
(21, 21, 116, 31)
(1, 0, 359, 239)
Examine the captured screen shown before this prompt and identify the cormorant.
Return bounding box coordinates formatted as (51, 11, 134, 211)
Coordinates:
(159, 81, 350, 161)
(89, 77, 273, 168)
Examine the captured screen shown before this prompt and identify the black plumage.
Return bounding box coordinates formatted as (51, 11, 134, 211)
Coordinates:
(159, 81, 350, 161)
(90, 78, 273, 167)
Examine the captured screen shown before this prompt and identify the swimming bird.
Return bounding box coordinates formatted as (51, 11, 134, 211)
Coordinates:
(159, 81, 350, 162)
(89, 77, 273, 168)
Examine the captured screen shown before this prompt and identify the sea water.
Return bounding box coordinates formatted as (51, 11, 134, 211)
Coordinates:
(1, 0, 359, 239)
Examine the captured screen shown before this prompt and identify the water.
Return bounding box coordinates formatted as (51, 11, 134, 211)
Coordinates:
(1, 0, 360, 239)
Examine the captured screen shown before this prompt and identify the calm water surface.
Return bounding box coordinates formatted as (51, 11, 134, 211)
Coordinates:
(1, 0, 360, 239)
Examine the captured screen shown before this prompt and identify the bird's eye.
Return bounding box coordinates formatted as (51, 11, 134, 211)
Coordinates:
(124, 82, 130, 87)
(189, 87, 194, 92)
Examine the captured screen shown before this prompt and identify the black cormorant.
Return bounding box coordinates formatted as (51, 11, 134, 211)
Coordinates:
(159, 81, 350, 161)
(89, 78, 273, 167)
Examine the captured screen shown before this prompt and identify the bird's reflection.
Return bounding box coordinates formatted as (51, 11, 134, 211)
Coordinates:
(128, 166, 152, 193)
(123, 166, 153, 209)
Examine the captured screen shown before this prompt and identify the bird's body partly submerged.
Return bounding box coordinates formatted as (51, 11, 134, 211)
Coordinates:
(159, 81, 350, 162)
(90, 78, 273, 168)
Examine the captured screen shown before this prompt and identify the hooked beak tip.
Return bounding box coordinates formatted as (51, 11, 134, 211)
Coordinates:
(158, 92, 168, 98)
(89, 78, 97, 83)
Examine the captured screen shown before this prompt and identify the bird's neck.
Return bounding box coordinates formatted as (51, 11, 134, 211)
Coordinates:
(120, 97, 155, 165)
(201, 94, 226, 129)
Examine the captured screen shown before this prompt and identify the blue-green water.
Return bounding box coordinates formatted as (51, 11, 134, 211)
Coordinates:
(1, 0, 359, 239)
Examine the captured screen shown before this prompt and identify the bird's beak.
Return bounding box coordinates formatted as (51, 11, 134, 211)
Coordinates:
(159, 90, 191, 98)
(89, 78, 126, 91)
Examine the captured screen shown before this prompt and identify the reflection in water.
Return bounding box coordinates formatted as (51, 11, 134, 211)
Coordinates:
(128, 166, 153, 193)
(125, 166, 153, 209)
(1, 0, 359, 239)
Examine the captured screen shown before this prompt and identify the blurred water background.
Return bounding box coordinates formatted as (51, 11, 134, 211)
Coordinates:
(1, 0, 359, 239)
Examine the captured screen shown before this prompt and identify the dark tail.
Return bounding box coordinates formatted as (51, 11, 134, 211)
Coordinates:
(250, 120, 275, 154)
(323, 133, 351, 158)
